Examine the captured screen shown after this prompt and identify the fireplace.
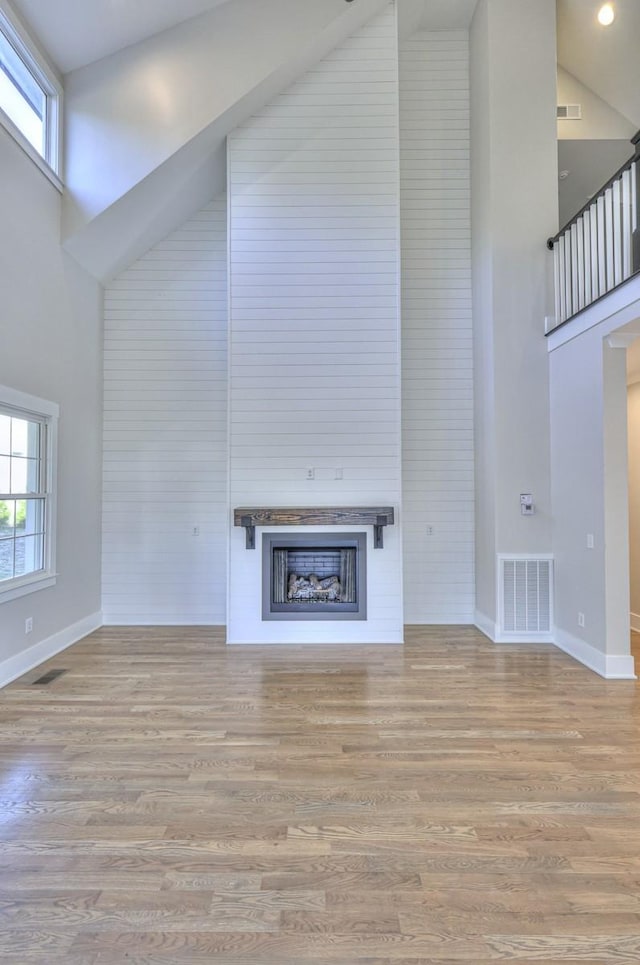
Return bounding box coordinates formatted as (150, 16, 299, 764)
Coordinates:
(262, 532, 366, 621)
(228, 506, 398, 643)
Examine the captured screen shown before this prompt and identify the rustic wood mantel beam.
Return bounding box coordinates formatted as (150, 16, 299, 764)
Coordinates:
(233, 507, 395, 549)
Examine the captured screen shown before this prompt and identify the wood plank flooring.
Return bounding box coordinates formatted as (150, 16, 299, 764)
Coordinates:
(0, 625, 639, 963)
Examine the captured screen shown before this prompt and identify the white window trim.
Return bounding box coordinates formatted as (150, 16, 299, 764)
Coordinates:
(0, 0, 63, 190)
(0, 384, 58, 604)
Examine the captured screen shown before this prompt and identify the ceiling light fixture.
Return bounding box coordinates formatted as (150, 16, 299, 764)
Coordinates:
(597, 3, 615, 26)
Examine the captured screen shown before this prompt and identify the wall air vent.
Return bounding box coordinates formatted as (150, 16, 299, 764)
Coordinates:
(499, 556, 553, 638)
(557, 104, 582, 120)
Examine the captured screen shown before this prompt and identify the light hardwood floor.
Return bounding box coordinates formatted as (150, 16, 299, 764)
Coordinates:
(1, 625, 639, 964)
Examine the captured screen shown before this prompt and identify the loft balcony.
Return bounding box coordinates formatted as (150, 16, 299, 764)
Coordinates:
(547, 131, 640, 335)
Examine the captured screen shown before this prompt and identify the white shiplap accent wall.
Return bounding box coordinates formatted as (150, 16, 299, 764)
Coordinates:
(227, 5, 403, 643)
(400, 31, 475, 623)
(102, 198, 228, 624)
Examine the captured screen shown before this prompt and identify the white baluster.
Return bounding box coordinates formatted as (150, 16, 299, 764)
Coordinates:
(590, 200, 600, 301)
(557, 235, 566, 322)
(622, 169, 632, 280)
(583, 209, 592, 307)
(576, 216, 585, 311)
(605, 186, 614, 291)
(613, 177, 623, 286)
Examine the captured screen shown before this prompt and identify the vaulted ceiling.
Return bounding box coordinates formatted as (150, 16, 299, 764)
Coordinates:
(557, 0, 640, 127)
(12, 0, 480, 75)
(7, 0, 638, 278)
(11, 0, 640, 134)
(11, 0, 232, 73)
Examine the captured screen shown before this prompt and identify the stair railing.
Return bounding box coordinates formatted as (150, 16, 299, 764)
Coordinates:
(547, 131, 640, 332)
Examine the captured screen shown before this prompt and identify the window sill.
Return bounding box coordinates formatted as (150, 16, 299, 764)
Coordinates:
(0, 572, 57, 604)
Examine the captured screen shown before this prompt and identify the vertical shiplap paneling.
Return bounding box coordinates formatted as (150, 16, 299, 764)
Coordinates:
(400, 31, 475, 623)
(102, 198, 228, 624)
(227, 5, 403, 643)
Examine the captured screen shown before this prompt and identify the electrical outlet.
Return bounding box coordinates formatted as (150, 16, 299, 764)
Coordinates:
(25, 617, 33, 634)
(426, 525, 434, 536)
(334, 468, 343, 480)
(587, 533, 594, 549)
(192, 526, 200, 537)
(306, 468, 315, 480)
(578, 612, 585, 628)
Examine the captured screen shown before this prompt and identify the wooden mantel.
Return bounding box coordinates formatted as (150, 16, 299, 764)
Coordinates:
(234, 507, 395, 550)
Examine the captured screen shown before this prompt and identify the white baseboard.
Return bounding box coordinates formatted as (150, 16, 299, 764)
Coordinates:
(102, 617, 222, 626)
(226, 639, 405, 645)
(404, 613, 475, 626)
(474, 610, 553, 644)
(493, 632, 554, 644)
(0, 611, 103, 689)
(631, 612, 640, 633)
(553, 627, 637, 680)
(474, 609, 497, 641)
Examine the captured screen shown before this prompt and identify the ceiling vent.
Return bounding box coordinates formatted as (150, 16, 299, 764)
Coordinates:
(557, 104, 582, 120)
(499, 556, 553, 638)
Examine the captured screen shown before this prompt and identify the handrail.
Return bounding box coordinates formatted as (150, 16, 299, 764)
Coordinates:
(545, 130, 640, 331)
(547, 137, 639, 250)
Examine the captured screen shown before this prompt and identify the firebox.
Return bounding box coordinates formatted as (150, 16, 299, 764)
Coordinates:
(262, 532, 367, 621)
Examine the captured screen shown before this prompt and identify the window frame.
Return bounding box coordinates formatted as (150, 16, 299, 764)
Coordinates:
(0, 1, 62, 189)
(0, 385, 58, 604)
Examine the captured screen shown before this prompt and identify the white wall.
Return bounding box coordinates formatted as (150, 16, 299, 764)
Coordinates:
(546, 284, 640, 678)
(226, 4, 403, 644)
(102, 198, 228, 624)
(0, 126, 102, 677)
(557, 67, 636, 141)
(550, 331, 608, 651)
(627, 337, 640, 629)
(400, 30, 474, 623)
(628, 378, 640, 627)
(469, 0, 496, 627)
(62, 0, 389, 282)
(63, 0, 369, 228)
(549, 323, 634, 675)
(470, 0, 557, 633)
(556, 65, 636, 228)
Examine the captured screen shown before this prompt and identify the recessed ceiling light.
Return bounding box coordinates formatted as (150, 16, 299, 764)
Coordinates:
(597, 3, 615, 26)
